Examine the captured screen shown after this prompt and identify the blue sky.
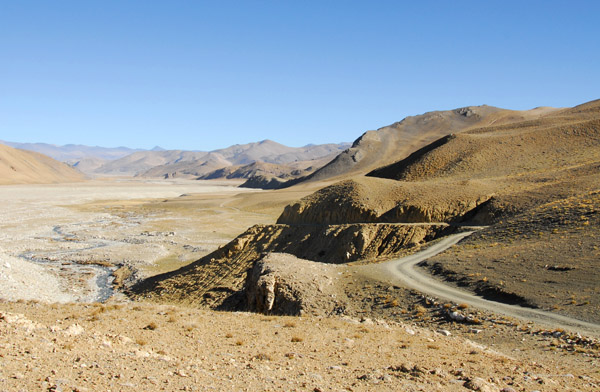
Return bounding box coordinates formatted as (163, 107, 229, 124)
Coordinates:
(1, 1, 599, 151)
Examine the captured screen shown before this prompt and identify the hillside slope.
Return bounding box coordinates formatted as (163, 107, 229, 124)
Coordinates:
(293, 105, 558, 185)
(0, 144, 85, 185)
(93, 150, 208, 177)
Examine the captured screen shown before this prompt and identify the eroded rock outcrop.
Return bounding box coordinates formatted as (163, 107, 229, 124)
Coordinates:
(246, 253, 346, 316)
(129, 223, 447, 308)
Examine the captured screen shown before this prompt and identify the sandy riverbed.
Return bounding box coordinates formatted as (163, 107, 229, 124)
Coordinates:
(0, 179, 264, 303)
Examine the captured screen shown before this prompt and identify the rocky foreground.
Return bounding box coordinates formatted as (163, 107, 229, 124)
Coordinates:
(1, 300, 598, 392)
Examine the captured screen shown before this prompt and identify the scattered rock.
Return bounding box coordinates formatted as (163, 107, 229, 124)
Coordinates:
(464, 377, 496, 391)
(63, 324, 85, 336)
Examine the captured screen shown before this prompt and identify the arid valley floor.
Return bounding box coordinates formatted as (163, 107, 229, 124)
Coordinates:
(1, 179, 598, 391)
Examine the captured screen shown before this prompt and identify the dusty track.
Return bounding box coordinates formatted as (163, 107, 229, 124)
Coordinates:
(365, 231, 600, 337)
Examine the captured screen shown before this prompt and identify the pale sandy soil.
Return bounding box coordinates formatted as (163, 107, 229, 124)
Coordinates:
(0, 180, 265, 303)
(1, 300, 598, 392)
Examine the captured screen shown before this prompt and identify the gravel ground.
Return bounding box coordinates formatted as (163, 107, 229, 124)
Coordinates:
(0, 180, 257, 303)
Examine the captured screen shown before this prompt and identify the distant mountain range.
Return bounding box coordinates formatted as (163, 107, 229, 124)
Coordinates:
(0, 141, 151, 162)
(0, 139, 351, 183)
(136, 140, 350, 179)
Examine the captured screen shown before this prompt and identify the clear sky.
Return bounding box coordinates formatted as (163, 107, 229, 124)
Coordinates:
(1, 1, 599, 151)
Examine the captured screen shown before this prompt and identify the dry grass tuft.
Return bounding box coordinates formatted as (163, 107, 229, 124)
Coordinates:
(135, 338, 147, 346)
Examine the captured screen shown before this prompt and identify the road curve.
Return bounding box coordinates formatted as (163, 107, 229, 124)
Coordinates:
(366, 231, 600, 337)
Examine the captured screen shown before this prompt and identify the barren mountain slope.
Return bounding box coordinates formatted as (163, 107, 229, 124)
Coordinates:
(279, 99, 600, 322)
(0, 144, 85, 185)
(70, 156, 109, 174)
(140, 141, 348, 180)
(94, 150, 208, 176)
(368, 101, 600, 181)
(212, 139, 349, 165)
(199, 160, 315, 181)
(139, 152, 232, 179)
(298, 105, 558, 184)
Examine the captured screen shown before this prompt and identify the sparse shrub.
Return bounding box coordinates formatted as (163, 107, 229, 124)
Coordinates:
(284, 321, 296, 328)
(143, 322, 158, 330)
(414, 305, 427, 317)
(136, 338, 147, 346)
(458, 303, 469, 310)
(470, 317, 482, 325)
(225, 333, 233, 338)
(291, 336, 303, 343)
(253, 353, 272, 361)
(235, 340, 244, 346)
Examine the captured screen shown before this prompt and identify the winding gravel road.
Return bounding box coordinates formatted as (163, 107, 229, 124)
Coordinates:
(370, 231, 600, 337)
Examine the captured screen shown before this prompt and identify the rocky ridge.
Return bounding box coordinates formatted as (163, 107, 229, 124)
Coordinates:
(130, 223, 448, 309)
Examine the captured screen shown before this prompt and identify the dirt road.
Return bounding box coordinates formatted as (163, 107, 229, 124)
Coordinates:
(367, 231, 600, 337)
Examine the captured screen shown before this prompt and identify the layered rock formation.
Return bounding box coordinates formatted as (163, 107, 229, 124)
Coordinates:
(129, 223, 448, 308)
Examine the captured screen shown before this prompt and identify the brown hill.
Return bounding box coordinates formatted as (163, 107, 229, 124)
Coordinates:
(140, 152, 232, 179)
(199, 160, 316, 181)
(367, 102, 600, 182)
(0, 144, 85, 185)
(201, 157, 336, 189)
(295, 105, 558, 184)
